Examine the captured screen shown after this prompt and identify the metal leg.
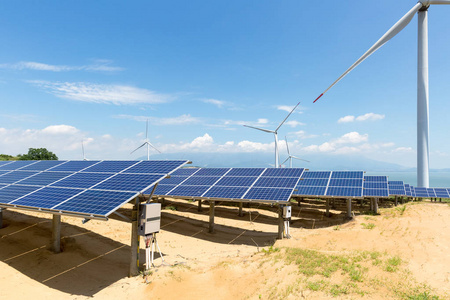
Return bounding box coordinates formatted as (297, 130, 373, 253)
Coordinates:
(209, 201, 215, 233)
(51, 215, 61, 253)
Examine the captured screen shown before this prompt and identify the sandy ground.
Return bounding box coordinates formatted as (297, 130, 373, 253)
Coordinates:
(0, 198, 448, 299)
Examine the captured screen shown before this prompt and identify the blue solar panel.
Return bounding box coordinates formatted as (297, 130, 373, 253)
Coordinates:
(19, 160, 67, 171)
(389, 188, 406, 195)
(427, 188, 436, 197)
(123, 160, 187, 174)
(152, 184, 177, 195)
(0, 160, 37, 170)
(297, 178, 329, 187)
(226, 168, 265, 177)
(389, 181, 404, 185)
(329, 179, 363, 187)
(363, 189, 389, 197)
(0, 170, 9, 176)
(331, 171, 364, 179)
(194, 168, 230, 176)
(215, 176, 258, 187)
(182, 176, 221, 186)
(253, 177, 299, 188)
(326, 187, 362, 197)
(171, 168, 200, 176)
(50, 160, 100, 172)
(364, 182, 388, 189)
(414, 187, 428, 197)
(94, 174, 163, 192)
(244, 187, 293, 202)
(0, 161, 12, 166)
(204, 186, 248, 199)
(434, 188, 449, 198)
(83, 160, 138, 173)
(0, 171, 39, 184)
(12, 187, 81, 209)
(364, 176, 388, 182)
(16, 171, 73, 186)
(159, 176, 189, 185)
(295, 186, 327, 196)
(168, 185, 210, 197)
(50, 172, 113, 189)
(301, 171, 331, 179)
(261, 168, 304, 178)
(53, 189, 137, 216)
(0, 185, 41, 204)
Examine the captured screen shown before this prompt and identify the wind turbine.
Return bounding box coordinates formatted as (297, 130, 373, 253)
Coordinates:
(131, 119, 161, 160)
(244, 102, 300, 168)
(81, 140, 88, 161)
(282, 136, 310, 168)
(313, 1, 450, 188)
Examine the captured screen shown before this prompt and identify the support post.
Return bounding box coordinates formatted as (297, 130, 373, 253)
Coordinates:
(51, 214, 62, 253)
(277, 206, 284, 240)
(346, 199, 352, 219)
(209, 201, 215, 233)
(297, 197, 302, 207)
(370, 198, 374, 212)
(374, 198, 379, 215)
(325, 199, 330, 217)
(197, 200, 202, 212)
(129, 197, 140, 277)
(238, 202, 244, 217)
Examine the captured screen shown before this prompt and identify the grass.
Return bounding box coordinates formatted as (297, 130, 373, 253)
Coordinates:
(384, 256, 402, 272)
(164, 205, 177, 211)
(262, 246, 280, 255)
(361, 222, 376, 230)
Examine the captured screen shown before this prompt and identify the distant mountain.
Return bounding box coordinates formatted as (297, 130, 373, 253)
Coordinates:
(142, 152, 411, 172)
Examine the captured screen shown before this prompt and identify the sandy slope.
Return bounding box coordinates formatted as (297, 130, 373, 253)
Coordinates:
(0, 199, 448, 299)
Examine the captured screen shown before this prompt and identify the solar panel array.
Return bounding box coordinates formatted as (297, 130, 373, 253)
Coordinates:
(388, 181, 406, 196)
(363, 175, 389, 197)
(0, 160, 188, 219)
(293, 170, 364, 198)
(147, 167, 304, 203)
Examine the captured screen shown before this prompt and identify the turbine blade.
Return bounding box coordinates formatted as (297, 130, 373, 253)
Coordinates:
(130, 143, 146, 154)
(292, 155, 310, 163)
(285, 136, 291, 155)
(243, 125, 275, 134)
(313, 2, 422, 103)
(281, 157, 290, 165)
(147, 141, 162, 153)
(276, 101, 300, 132)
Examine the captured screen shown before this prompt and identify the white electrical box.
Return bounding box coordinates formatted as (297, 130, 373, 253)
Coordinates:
(282, 206, 292, 219)
(138, 203, 161, 236)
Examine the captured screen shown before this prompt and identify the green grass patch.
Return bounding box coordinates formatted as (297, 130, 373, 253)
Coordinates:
(164, 205, 177, 211)
(361, 222, 376, 230)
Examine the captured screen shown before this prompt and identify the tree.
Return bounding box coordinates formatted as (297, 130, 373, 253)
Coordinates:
(0, 154, 16, 161)
(18, 148, 58, 160)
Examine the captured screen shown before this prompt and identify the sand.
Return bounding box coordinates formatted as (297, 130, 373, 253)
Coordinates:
(0, 199, 448, 299)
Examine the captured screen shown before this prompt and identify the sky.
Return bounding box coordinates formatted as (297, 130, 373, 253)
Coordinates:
(0, 0, 449, 170)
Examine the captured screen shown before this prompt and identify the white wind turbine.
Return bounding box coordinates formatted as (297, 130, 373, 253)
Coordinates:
(244, 102, 300, 168)
(81, 140, 88, 161)
(131, 119, 161, 160)
(313, 1, 450, 188)
(282, 136, 310, 168)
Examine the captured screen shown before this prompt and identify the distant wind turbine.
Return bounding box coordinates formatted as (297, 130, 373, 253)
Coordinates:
(281, 136, 310, 168)
(244, 102, 300, 168)
(312, 0, 450, 188)
(131, 119, 161, 160)
(81, 140, 88, 161)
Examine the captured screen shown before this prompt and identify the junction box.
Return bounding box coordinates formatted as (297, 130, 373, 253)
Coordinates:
(282, 206, 292, 219)
(138, 203, 161, 236)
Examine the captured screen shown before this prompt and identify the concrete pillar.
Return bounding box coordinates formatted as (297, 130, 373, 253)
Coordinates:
(277, 206, 284, 240)
(51, 214, 62, 253)
(325, 199, 330, 217)
(346, 199, 352, 219)
(197, 200, 202, 212)
(129, 198, 140, 277)
(209, 201, 215, 233)
(238, 202, 244, 217)
(374, 198, 379, 214)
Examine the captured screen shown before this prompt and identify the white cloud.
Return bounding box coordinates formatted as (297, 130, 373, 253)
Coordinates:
(338, 113, 385, 123)
(302, 132, 370, 154)
(392, 147, 413, 153)
(276, 104, 303, 114)
(291, 130, 318, 139)
(203, 99, 225, 108)
(334, 132, 368, 144)
(285, 120, 305, 128)
(29, 81, 170, 105)
(0, 60, 123, 72)
(41, 125, 79, 135)
(114, 114, 201, 125)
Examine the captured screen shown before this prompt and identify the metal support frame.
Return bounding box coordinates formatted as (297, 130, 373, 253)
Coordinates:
(238, 202, 244, 217)
(51, 214, 62, 253)
(129, 197, 140, 277)
(374, 198, 379, 214)
(209, 201, 215, 233)
(346, 199, 352, 219)
(277, 206, 284, 240)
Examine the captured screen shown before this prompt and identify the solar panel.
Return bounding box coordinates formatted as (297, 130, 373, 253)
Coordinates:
(427, 188, 436, 198)
(152, 167, 304, 203)
(434, 188, 449, 198)
(388, 181, 406, 196)
(329, 179, 363, 187)
(363, 175, 389, 198)
(297, 178, 329, 187)
(331, 171, 364, 179)
(158, 176, 189, 185)
(170, 168, 200, 176)
(414, 187, 428, 197)
(327, 187, 362, 197)
(364, 189, 389, 197)
(326, 171, 364, 197)
(301, 171, 331, 179)
(295, 186, 327, 196)
(0, 160, 189, 219)
(0, 171, 39, 184)
(292, 171, 330, 197)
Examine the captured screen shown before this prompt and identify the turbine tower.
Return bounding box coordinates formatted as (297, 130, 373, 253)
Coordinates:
(131, 119, 161, 160)
(244, 102, 300, 168)
(81, 140, 88, 161)
(281, 136, 310, 168)
(313, 0, 450, 188)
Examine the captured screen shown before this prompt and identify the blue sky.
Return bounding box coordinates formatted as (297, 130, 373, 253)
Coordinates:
(1, 0, 449, 169)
